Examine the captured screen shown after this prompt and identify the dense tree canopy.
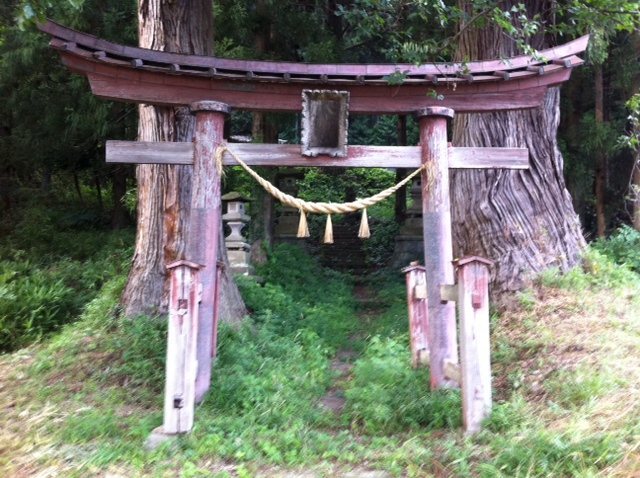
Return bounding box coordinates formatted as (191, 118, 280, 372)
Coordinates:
(1, 0, 639, 257)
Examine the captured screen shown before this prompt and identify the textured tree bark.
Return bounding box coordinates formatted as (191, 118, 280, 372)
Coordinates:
(594, 64, 606, 238)
(451, 1, 585, 293)
(121, 0, 245, 324)
(634, 161, 640, 231)
(630, 36, 640, 232)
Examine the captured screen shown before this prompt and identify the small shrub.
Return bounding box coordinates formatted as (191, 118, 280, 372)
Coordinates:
(344, 336, 461, 434)
(0, 229, 133, 353)
(0, 260, 77, 351)
(483, 394, 528, 432)
(206, 324, 331, 428)
(108, 314, 167, 391)
(593, 225, 640, 273)
(236, 276, 302, 331)
(258, 243, 354, 308)
(540, 248, 639, 291)
(238, 243, 357, 349)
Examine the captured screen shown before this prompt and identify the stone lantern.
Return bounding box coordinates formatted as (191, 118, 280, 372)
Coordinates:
(222, 192, 253, 275)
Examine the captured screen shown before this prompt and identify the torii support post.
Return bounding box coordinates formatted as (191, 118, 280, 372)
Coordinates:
(455, 256, 493, 434)
(417, 107, 458, 390)
(164, 260, 202, 434)
(189, 101, 229, 403)
(403, 261, 430, 368)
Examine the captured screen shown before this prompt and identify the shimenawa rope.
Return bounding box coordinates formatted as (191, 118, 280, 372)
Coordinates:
(216, 145, 425, 242)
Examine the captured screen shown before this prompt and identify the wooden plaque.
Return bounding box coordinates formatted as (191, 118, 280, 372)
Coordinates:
(301, 90, 349, 158)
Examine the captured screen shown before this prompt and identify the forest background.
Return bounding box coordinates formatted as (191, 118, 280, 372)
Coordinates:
(1, 0, 639, 349)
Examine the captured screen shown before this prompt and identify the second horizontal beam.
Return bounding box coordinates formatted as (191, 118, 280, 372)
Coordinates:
(106, 141, 529, 170)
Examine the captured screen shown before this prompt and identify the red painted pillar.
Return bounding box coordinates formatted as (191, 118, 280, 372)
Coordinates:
(416, 106, 459, 390)
(190, 101, 229, 403)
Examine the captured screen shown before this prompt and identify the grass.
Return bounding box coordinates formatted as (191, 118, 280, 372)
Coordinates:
(1, 239, 640, 477)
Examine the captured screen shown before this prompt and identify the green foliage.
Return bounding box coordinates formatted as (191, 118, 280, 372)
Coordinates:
(361, 216, 400, 267)
(3, 230, 638, 476)
(483, 395, 528, 433)
(344, 336, 461, 434)
(61, 410, 122, 443)
(540, 248, 639, 290)
(170, 244, 360, 465)
(349, 115, 419, 146)
(334, 0, 454, 62)
(107, 314, 167, 391)
(237, 243, 356, 349)
(622, 93, 640, 151)
(1, 0, 136, 226)
(481, 430, 623, 477)
(359, 271, 408, 337)
(0, 217, 133, 352)
(298, 168, 395, 205)
(0, 260, 76, 350)
(593, 225, 640, 273)
(578, 113, 622, 159)
(545, 367, 616, 409)
(206, 324, 331, 428)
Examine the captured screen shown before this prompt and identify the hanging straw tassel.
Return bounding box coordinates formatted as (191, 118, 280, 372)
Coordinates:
(358, 208, 370, 239)
(323, 214, 334, 244)
(297, 209, 310, 238)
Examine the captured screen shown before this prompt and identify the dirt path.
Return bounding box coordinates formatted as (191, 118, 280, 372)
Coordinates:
(318, 281, 380, 415)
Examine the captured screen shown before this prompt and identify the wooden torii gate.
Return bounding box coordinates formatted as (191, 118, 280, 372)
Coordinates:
(39, 21, 588, 435)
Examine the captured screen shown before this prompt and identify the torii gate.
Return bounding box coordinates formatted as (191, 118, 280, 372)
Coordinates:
(39, 21, 588, 435)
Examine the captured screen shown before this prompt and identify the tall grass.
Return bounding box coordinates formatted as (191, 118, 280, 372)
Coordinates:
(2, 228, 639, 476)
(0, 229, 133, 352)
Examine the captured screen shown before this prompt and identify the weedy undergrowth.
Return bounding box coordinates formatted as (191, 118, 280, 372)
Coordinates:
(0, 229, 133, 352)
(2, 238, 639, 477)
(344, 336, 461, 434)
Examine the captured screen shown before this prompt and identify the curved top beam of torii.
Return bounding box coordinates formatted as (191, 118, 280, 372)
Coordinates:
(39, 20, 588, 114)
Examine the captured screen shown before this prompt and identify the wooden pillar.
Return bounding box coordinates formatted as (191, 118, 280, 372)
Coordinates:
(454, 256, 493, 434)
(189, 101, 229, 403)
(416, 106, 458, 390)
(164, 260, 202, 434)
(403, 261, 430, 368)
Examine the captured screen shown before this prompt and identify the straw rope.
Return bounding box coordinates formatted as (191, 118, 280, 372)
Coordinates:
(215, 145, 425, 215)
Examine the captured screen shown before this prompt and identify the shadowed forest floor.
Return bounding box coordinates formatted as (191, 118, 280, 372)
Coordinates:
(1, 244, 640, 477)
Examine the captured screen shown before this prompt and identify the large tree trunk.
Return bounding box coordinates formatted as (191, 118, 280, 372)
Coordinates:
(451, 1, 585, 293)
(594, 64, 607, 238)
(633, 160, 640, 231)
(629, 35, 640, 232)
(121, 0, 245, 323)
